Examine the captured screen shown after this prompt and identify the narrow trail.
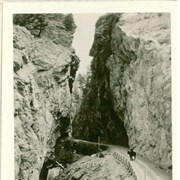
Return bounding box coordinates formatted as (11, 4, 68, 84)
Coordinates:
(72, 139, 171, 180)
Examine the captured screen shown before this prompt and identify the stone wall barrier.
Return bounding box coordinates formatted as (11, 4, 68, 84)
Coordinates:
(112, 152, 138, 180)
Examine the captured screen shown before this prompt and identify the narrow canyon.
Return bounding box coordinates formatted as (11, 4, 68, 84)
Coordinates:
(13, 13, 171, 180)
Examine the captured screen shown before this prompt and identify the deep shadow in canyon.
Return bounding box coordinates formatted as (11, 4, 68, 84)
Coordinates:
(72, 13, 129, 148)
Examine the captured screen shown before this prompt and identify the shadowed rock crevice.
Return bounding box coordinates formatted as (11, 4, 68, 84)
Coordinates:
(73, 14, 129, 147)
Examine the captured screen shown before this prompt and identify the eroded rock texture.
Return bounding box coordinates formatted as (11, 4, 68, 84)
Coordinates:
(56, 151, 136, 180)
(73, 13, 171, 170)
(14, 14, 79, 180)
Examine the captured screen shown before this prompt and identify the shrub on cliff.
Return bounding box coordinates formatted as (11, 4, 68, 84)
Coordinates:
(13, 14, 30, 26)
(63, 14, 76, 32)
(13, 14, 48, 37)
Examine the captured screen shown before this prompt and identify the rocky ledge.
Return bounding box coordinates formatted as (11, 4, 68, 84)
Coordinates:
(56, 151, 136, 180)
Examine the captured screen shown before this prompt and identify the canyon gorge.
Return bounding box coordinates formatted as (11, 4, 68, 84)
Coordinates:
(14, 13, 171, 180)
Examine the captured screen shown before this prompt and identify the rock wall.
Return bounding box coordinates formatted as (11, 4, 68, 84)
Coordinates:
(73, 14, 129, 147)
(73, 13, 171, 171)
(56, 151, 137, 180)
(14, 14, 80, 180)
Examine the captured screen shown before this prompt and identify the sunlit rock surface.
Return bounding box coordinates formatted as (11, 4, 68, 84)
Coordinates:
(14, 14, 79, 180)
(73, 13, 171, 171)
(55, 151, 136, 180)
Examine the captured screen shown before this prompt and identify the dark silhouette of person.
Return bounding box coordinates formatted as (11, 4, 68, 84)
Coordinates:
(127, 148, 136, 161)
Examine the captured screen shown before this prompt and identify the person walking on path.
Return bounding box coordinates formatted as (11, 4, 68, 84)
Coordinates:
(127, 148, 136, 161)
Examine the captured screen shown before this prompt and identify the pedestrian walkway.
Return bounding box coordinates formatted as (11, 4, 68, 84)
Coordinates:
(111, 147, 171, 180)
(72, 139, 171, 180)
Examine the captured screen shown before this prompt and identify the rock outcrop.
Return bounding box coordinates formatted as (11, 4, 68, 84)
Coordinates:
(14, 14, 80, 180)
(73, 13, 171, 171)
(56, 151, 136, 180)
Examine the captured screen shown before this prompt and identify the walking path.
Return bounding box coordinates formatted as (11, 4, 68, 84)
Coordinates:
(72, 139, 171, 180)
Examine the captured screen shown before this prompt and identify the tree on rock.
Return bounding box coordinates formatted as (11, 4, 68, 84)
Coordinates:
(63, 14, 76, 32)
(13, 14, 48, 37)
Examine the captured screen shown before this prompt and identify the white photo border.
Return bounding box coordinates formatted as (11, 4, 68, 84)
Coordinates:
(1, 1, 177, 179)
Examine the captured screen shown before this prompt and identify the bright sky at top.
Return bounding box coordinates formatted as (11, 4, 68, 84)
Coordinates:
(72, 14, 104, 75)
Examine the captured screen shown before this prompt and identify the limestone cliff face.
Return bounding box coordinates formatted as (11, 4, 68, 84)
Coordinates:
(14, 14, 79, 180)
(73, 13, 171, 171)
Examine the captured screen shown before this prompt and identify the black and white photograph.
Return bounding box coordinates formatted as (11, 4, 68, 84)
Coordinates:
(1, 1, 177, 180)
(12, 12, 172, 180)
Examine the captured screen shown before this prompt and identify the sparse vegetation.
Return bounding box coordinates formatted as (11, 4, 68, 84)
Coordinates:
(63, 14, 76, 32)
(13, 14, 48, 37)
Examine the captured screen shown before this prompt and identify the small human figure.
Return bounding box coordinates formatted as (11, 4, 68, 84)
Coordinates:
(127, 148, 136, 161)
